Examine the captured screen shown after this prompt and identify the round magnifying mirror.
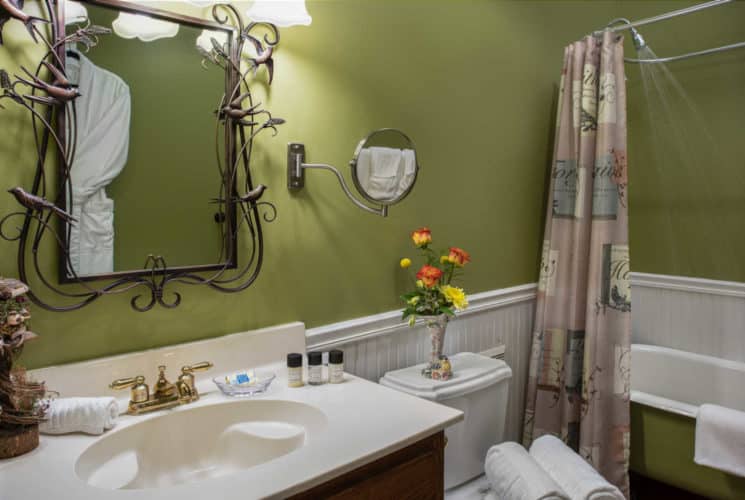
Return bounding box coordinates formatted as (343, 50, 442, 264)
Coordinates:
(350, 129, 419, 206)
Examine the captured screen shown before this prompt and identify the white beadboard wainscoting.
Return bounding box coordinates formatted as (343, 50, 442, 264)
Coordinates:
(306, 284, 537, 442)
(631, 272, 745, 364)
(305, 272, 745, 444)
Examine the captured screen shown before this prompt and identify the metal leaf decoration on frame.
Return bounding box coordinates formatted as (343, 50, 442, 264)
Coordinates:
(0, 1, 283, 312)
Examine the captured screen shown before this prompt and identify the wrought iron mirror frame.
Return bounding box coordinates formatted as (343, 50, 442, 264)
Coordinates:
(0, 0, 283, 312)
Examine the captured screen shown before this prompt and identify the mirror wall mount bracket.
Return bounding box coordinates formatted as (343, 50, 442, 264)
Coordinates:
(287, 143, 389, 217)
(0, 0, 283, 312)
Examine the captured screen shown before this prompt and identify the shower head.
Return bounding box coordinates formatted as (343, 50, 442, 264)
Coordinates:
(630, 27, 647, 51)
(604, 18, 647, 51)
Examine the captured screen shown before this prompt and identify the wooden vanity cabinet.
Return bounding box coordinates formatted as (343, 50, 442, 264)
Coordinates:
(288, 431, 445, 499)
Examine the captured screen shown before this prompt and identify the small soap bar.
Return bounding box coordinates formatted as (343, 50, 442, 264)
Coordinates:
(225, 370, 257, 385)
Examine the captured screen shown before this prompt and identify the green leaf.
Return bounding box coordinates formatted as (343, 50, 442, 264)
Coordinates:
(441, 306, 455, 316)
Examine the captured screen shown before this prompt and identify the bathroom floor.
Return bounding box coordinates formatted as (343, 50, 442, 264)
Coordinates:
(630, 473, 709, 500)
(446, 472, 712, 500)
(445, 475, 496, 500)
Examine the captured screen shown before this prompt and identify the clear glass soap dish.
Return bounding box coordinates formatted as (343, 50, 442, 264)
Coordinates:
(212, 371, 276, 397)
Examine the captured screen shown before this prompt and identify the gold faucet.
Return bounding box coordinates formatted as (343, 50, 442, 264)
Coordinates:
(110, 361, 213, 415)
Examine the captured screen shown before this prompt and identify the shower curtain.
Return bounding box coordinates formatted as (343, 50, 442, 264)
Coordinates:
(522, 31, 631, 495)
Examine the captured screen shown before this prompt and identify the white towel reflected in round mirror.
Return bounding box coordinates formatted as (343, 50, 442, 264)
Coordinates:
(350, 129, 419, 206)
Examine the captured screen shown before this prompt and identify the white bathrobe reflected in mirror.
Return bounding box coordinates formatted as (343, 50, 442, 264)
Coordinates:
(65, 51, 131, 276)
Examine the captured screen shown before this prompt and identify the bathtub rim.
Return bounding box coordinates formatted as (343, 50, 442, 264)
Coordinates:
(631, 343, 745, 419)
(630, 390, 698, 418)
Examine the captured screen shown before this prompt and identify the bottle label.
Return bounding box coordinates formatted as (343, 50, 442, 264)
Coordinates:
(288, 368, 302, 386)
(329, 363, 344, 383)
(308, 366, 323, 384)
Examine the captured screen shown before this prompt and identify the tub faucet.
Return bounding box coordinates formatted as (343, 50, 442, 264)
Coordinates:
(110, 361, 213, 415)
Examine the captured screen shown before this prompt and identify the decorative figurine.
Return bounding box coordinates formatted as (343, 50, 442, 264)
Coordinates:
(438, 356, 453, 381)
(7, 187, 78, 223)
(0, 278, 47, 459)
(0, 0, 49, 45)
(244, 33, 275, 84)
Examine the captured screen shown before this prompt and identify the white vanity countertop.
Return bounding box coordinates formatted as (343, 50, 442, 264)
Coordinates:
(0, 364, 463, 500)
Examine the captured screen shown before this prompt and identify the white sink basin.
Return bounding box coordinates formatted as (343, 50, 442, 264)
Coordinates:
(75, 399, 327, 490)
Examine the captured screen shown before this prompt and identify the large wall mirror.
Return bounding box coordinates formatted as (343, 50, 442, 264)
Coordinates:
(60, 1, 234, 281)
(0, 0, 282, 311)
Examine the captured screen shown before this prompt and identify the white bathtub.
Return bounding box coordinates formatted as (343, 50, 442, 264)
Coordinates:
(630, 344, 745, 498)
(631, 343, 745, 417)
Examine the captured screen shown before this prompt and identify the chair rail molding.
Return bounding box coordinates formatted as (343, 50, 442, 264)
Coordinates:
(306, 283, 538, 351)
(631, 272, 745, 298)
(307, 272, 745, 354)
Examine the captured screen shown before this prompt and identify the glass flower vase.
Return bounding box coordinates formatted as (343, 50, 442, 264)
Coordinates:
(422, 314, 450, 379)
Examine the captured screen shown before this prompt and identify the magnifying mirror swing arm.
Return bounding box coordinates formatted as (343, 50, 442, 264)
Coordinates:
(288, 143, 389, 217)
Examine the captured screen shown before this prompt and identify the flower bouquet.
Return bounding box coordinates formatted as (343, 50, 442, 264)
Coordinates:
(400, 228, 470, 379)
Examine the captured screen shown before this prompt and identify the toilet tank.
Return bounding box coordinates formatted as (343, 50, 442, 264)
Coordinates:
(380, 352, 512, 489)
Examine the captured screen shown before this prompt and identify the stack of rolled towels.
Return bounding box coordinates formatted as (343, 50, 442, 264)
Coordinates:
(39, 397, 119, 435)
(484, 435, 625, 500)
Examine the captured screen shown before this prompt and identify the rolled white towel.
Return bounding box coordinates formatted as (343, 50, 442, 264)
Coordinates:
(529, 435, 624, 500)
(485, 441, 569, 500)
(39, 397, 119, 435)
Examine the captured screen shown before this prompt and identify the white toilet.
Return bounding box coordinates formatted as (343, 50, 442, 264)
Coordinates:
(380, 352, 512, 494)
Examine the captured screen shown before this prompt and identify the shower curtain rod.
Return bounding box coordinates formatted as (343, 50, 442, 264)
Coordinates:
(606, 0, 732, 33)
(596, 0, 745, 64)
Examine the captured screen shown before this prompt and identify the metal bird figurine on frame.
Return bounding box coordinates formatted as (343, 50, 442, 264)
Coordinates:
(8, 187, 77, 224)
(15, 64, 80, 105)
(0, 0, 48, 45)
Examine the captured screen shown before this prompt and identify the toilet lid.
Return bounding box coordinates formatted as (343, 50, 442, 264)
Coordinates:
(379, 352, 512, 402)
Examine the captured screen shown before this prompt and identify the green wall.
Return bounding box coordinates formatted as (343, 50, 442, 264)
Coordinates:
(0, 1, 743, 369)
(623, 2, 745, 282)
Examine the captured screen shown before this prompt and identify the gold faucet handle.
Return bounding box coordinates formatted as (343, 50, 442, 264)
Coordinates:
(110, 375, 145, 390)
(178, 362, 213, 401)
(110, 375, 149, 403)
(182, 361, 213, 373)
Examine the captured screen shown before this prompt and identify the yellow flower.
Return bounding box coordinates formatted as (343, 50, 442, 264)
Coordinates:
(400, 258, 412, 269)
(440, 255, 450, 265)
(441, 285, 468, 311)
(407, 296, 420, 306)
(416, 279, 424, 288)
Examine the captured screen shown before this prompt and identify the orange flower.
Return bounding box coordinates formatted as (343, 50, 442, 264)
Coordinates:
(416, 265, 443, 288)
(448, 247, 471, 267)
(411, 227, 432, 247)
